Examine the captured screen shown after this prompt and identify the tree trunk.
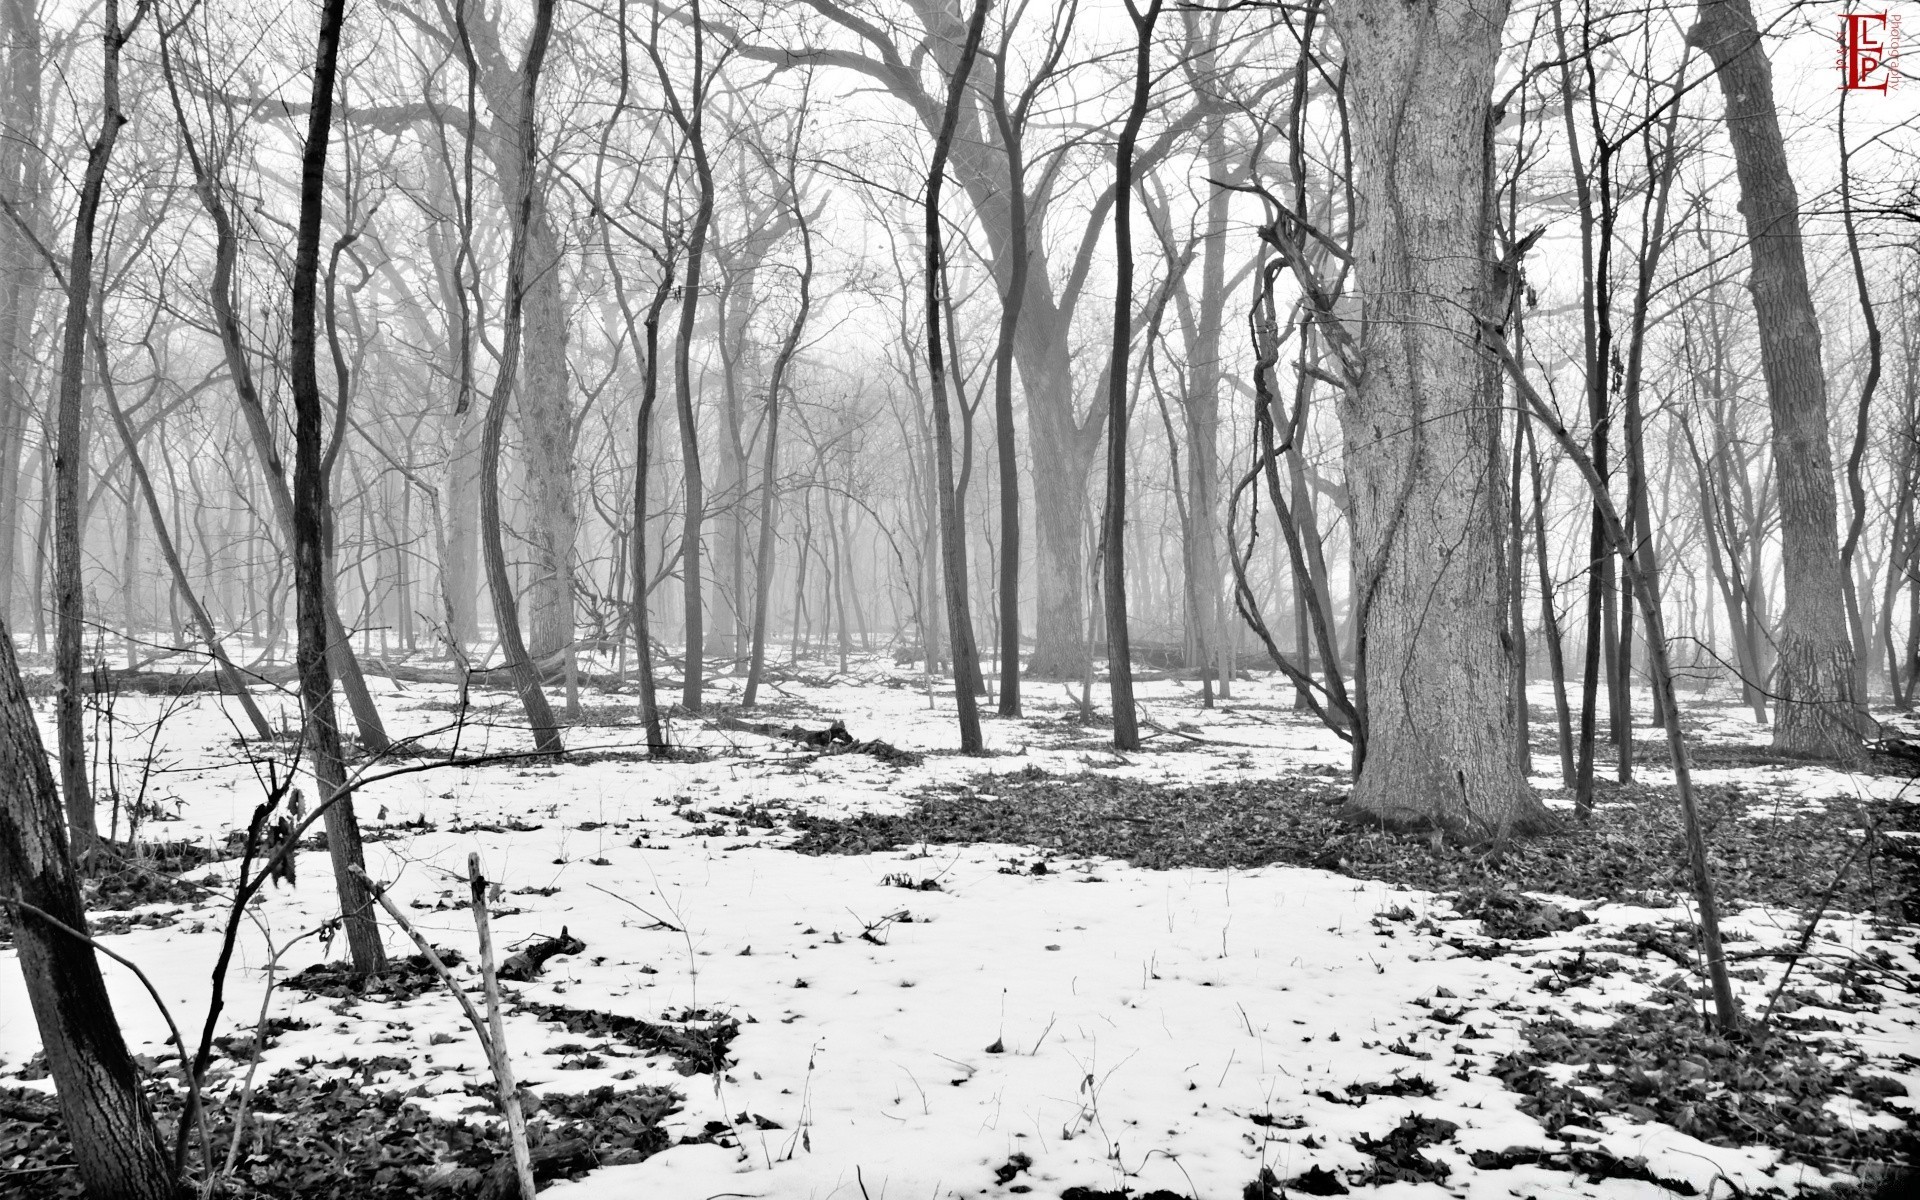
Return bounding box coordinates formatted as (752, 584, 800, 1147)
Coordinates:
(1525, 421, 1576, 787)
(0, 613, 181, 1198)
(1691, 0, 1869, 760)
(459, 8, 578, 675)
(0, 0, 44, 628)
(923, 0, 990, 754)
(157, 37, 391, 756)
(51, 0, 141, 859)
(647, 2, 715, 710)
(291, 0, 386, 974)
(744, 183, 814, 709)
(1332, 0, 1551, 839)
(987, 46, 1029, 716)
(1179, 7, 1232, 702)
(476, 0, 563, 756)
(1103, 0, 1162, 752)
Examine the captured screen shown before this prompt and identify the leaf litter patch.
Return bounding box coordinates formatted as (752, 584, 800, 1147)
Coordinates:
(0, 1072, 681, 1199)
(1492, 996, 1918, 1182)
(788, 772, 1919, 918)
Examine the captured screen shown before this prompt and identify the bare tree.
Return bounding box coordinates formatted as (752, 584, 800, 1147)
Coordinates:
(924, 0, 992, 754)
(477, 0, 564, 755)
(1330, 0, 1551, 837)
(1101, 0, 1164, 752)
(0, 608, 179, 1197)
(291, 0, 387, 972)
(1691, 0, 1870, 760)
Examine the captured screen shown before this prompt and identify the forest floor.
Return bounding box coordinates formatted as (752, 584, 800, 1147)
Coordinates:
(1, 654, 1916, 1199)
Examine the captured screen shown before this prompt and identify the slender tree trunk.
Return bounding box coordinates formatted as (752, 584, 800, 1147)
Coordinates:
(744, 188, 814, 709)
(1508, 418, 1531, 775)
(1691, 0, 1869, 760)
(988, 47, 1029, 716)
(923, 0, 990, 754)
(1836, 97, 1880, 704)
(1499, 338, 1740, 1028)
(629, 266, 673, 755)
(1103, 0, 1162, 752)
(51, 0, 143, 859)
(1332, 0, 1550, 839)
(291, 0, 386, 973)
(645, 1, 715, 709)
(1526, 421, 1577, 786)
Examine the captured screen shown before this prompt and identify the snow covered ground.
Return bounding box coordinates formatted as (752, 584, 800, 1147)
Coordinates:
(2, 660, 1915, 1198)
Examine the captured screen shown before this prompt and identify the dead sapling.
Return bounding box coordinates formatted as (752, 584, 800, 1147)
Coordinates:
(347, 859, 536, 1200)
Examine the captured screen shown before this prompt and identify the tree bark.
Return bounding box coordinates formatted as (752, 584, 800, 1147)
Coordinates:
(1332, 0, 1551, 839)
(1178, 7, 1232, 702)
(1691, 0, 1869, 760)
(744, 176, 814, 709)
(0, 613, 181, 1198)
(477, 0, 563, 755)
(987, 37, 1030, 716)
(1102, 0, 1162, 752)
(924, 0, 990, 754)
(52, 0, 144, 859)
(0, 0, 44, 627)
(456, 8, 579, 674)
(291, 0, 386, 973)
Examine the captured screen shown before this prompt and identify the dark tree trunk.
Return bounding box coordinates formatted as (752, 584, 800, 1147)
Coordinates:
(987, 41, 1029, 716)
(0, 613, 181, 1199)
(647, 0, 714, 710)
(923, 0, 990, 754)
(52, 0, 141, 859)
(1526, 420, 1576, 787)
(1332, 0, 1551, 839)
(1102, 0, 1163, 752)
(290, 0, 386, 973)
(1691, 0, 1869, 760)
(156, 32, 390, 757)
(744, 186, 814, 709)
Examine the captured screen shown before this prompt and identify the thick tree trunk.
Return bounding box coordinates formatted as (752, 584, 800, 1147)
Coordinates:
(461, 10, 578, 673)
(0, 615, 181, 1199)
(1019, 321, 1094, 679)
(1691, 0, 1869, 761)
(476, 0, 563, 756)
(1332, 0, 1551, 839)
